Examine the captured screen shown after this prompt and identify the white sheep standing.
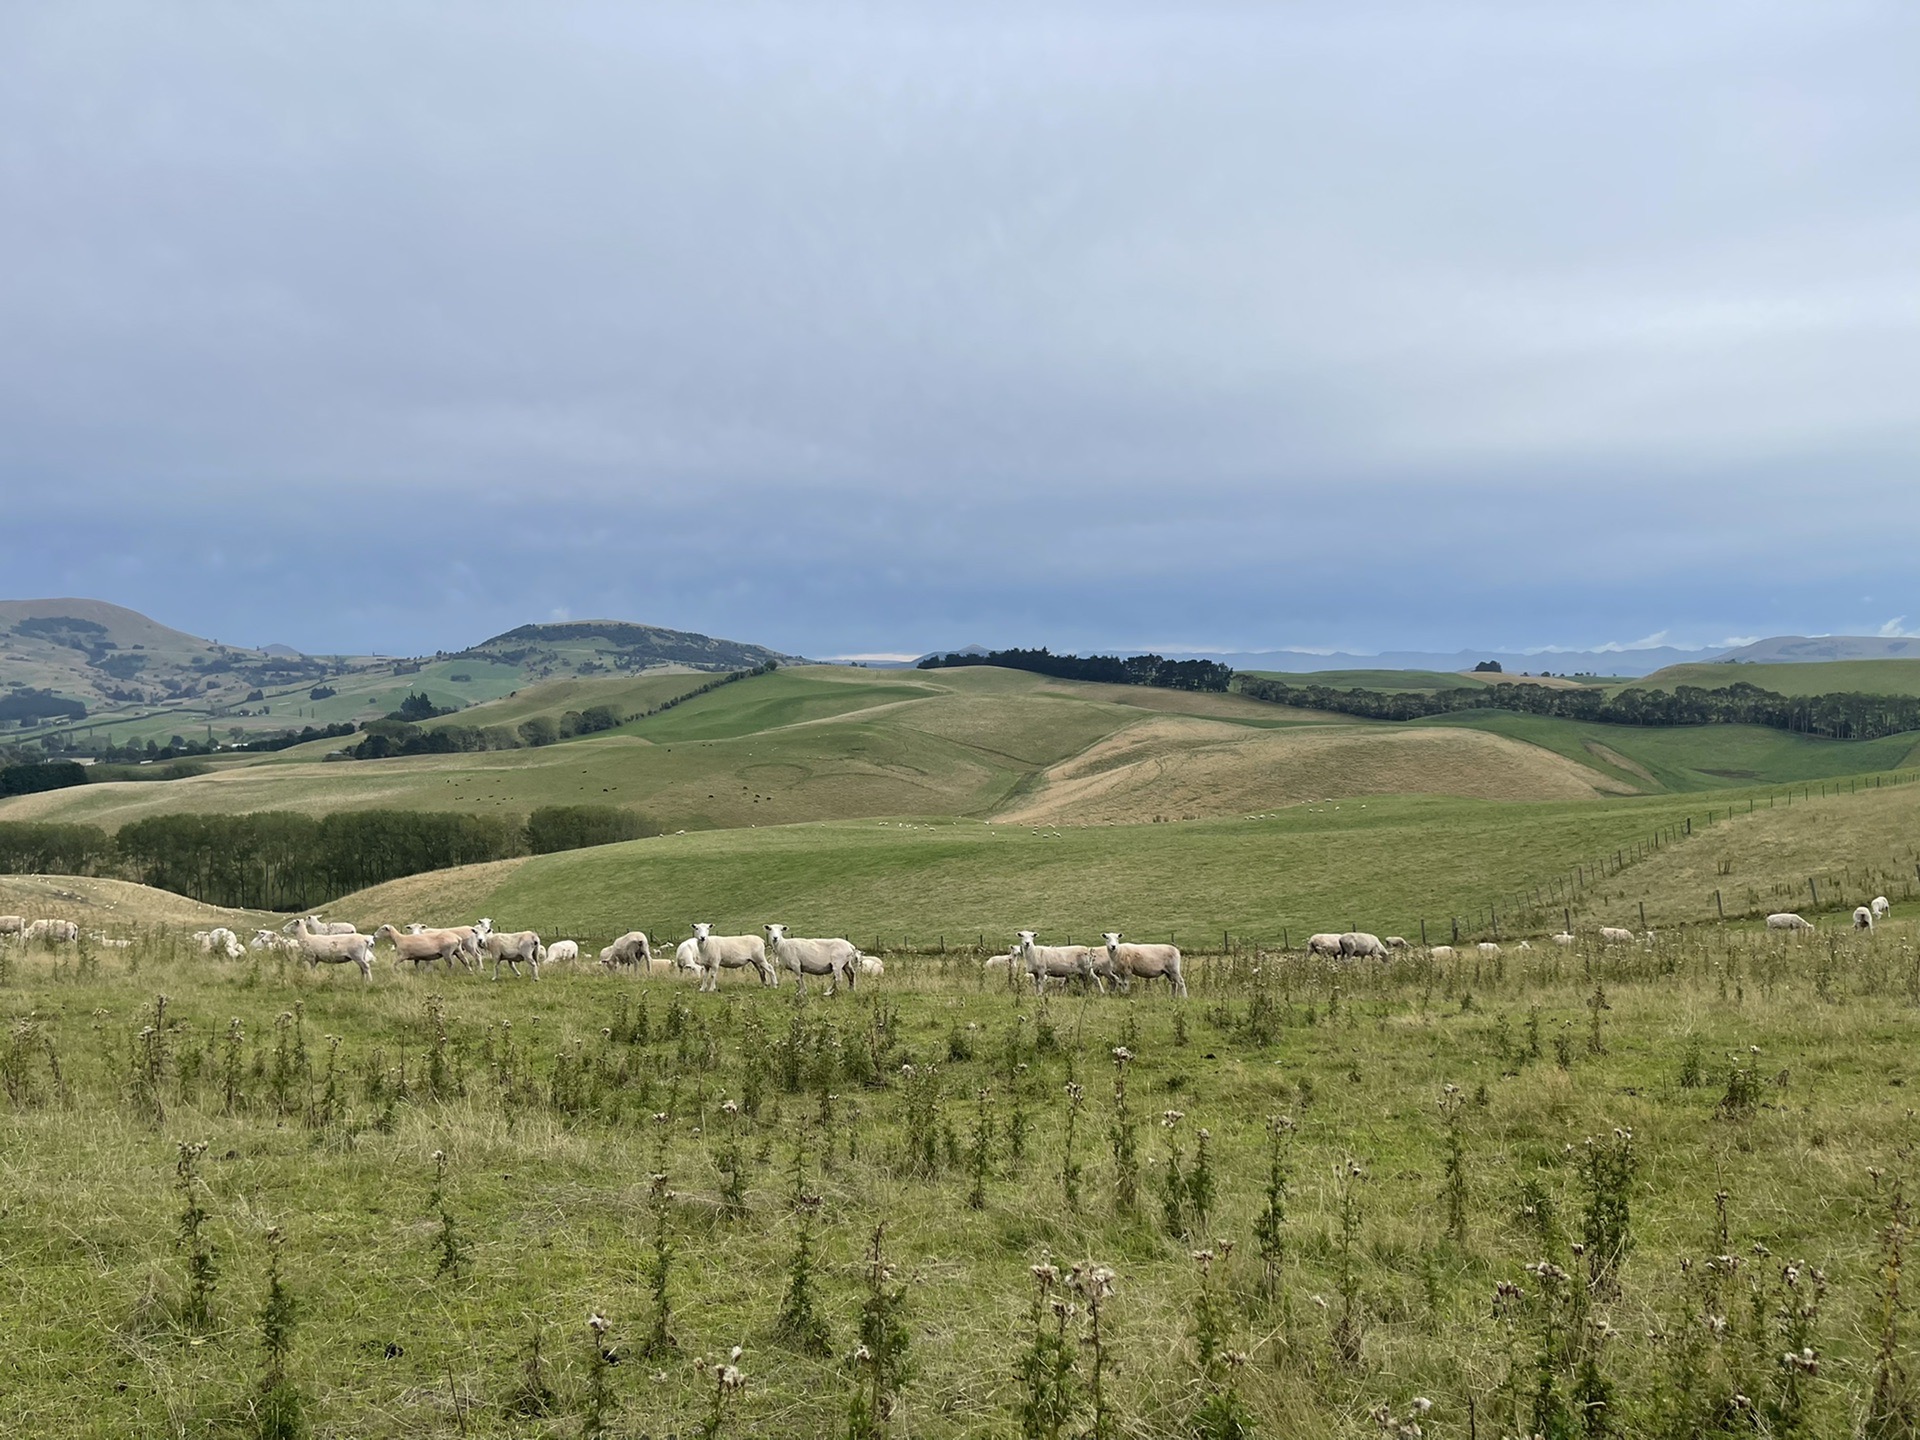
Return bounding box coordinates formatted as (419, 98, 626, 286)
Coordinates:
(1428, 945, 1456, 960)
(543, 939, 580, 966)
(1476, 941, 1501, 958)
(1014, 931, 1103, 994)
(374, 922, 481, 972)
(1599, 926, 1636, 946)
(1100, 932, 1187, 997)
(1855, 906, 1875, 931)
(1873, 896, 1891, 919)
(1306, 933, 1345, 958)
(1766, 913, 1814, 932)
(289, 927, 377, 981)
(764, 923, 859, 994)
(689, 923, 775, 992)
(482, 929, 544, 980)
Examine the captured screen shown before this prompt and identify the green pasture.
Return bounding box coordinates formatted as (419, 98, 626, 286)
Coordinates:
(1420, 710, 1920, 792)
(326, 781, 1916, 950)
(4, 925, 1920, 1436)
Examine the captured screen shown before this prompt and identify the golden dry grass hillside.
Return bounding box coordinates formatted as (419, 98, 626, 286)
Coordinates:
(0, 874, 261, 931)
(996, 717, 1636, 825)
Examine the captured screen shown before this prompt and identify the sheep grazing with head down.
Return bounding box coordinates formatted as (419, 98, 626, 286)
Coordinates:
(1855, 906, 1875, 932)
(1340, 932, 1390, 961)
(1766, 913, 1814, 932)
(598, 931, 653, 972)
(1306, 933, 1345, 958)
(1872, 896, 1891, 919)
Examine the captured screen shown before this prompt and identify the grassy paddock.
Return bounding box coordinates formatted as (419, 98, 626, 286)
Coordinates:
(4, 925, 1920, 1436)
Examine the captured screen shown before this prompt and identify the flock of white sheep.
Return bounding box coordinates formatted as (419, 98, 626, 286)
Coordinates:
(0, 897, 1895, 990)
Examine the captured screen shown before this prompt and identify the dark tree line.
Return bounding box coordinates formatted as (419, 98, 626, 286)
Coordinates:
(0, 802, 656, 910)
(917, 648, 1234, 692)
(0, 761, 89, 798)
(1236, 675, 1920, 740)
(0, 689, 87, 722)
(0, 821, 114, 874)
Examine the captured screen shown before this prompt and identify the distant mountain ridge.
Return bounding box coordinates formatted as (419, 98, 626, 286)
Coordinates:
(0, 599, 804, 746)
(1712, 635, 1920, 664)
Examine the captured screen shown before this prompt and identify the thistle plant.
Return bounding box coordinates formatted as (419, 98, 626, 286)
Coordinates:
(1579, 1128, 1636, 1298)
(256, 1224, 306, 1440)
(1252, 1115, 1294, 1299)
(584, 1310, 616, 1438)
(642, 1115, 677, 1358)
(175, 1140, 217, 1330)
(966, 1087, 994, 1211)
(1158, 1109, 1190, 1236)
(713, 1099, 750, 1219)
(1109, 1048, 1138, 1214)
(1068, 1261, 1118, 1440)
(1060, 1081, 1085, 1211)
(775, 1145, 830, 1355)
(1870, 1180, 1917, 1437)
(428, 1149, 466, 1279)
(1333, 1158, 1366, 1367)
(1439, 1084, 1469, 1246)
(1014, 1256, 1078, 1440)
(696, 1345, 748, 1440)
(847, 1224, 911, 1440)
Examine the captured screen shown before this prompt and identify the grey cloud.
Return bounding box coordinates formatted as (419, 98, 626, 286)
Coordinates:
(2, 2, 1916, 655)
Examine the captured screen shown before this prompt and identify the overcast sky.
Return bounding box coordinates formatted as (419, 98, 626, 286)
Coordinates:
(4, 3, 1917, 659)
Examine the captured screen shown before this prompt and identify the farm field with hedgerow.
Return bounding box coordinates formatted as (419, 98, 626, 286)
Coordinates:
(6, 922, 1920, 1437)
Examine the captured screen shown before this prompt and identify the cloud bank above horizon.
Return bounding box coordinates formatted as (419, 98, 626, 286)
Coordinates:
(3, 3, 1917, 657)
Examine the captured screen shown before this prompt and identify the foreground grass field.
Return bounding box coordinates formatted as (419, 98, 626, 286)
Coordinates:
(6, 925, 1920, 1438)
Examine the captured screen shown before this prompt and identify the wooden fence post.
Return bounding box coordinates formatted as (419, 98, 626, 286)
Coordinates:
(1639, 900, 1647, 930)
(1808, 877, 1818, 907)
(1420, 919, 1427, 946)
(1715, 890, 1724, 920)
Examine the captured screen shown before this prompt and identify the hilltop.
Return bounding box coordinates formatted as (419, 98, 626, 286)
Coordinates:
(0, 599, 803, 753)
(456, 619, 802, 676)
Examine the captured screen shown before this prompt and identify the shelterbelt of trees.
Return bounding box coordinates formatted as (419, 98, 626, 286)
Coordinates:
(918, 647, 1234, 692)
(0, 804, 651, 911)
(1236, 675, 1920, 740)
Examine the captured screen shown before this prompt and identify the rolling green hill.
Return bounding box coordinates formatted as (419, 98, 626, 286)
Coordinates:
(1418, 709, 1920, 791)
(324, 778, 1920, 950)
(1629, 658, 1920, 698)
